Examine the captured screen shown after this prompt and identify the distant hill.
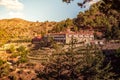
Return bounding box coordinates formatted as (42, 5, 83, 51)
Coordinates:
(0, 18, 57, 45)
(0, 18, 31, 28)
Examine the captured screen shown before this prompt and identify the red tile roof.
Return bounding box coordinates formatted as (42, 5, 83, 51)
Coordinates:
(48, 30, 94, 35)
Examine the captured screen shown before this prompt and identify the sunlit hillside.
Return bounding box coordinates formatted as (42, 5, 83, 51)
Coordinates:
(0, 18, 56, 45)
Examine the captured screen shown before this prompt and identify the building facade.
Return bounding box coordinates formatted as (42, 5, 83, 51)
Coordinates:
(45, 30, 94, 44)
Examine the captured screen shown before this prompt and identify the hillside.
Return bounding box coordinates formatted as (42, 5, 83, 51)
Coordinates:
(0, 18, 31, 28)
(0, 18, 56, 45)
(74, 1, 120, 39)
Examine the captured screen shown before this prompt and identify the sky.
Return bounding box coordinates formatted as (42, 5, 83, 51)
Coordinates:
(0, 0, 99, 22)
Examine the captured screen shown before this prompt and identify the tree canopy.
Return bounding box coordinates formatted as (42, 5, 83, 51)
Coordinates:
(63, 0, 120, 39)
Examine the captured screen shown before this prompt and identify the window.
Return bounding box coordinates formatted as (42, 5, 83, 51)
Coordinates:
(73, 34, 78, 37)
(79, 35, 83, 38)
(90, 35, 94, 38)
(84, 35, 89, 38)
(68, 34, 72, 37)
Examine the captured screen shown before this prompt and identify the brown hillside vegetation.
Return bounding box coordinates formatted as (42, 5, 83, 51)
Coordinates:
(0, 18, 30, 28)
(0, 18, 56, 45)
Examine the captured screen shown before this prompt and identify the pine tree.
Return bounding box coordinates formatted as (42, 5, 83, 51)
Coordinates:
(80, 45, 115, 80)
(36, 39, 82, 80)
(36, 40, 115, 80)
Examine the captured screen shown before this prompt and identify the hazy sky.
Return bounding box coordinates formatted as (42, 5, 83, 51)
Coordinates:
(0, 0, 98, 22)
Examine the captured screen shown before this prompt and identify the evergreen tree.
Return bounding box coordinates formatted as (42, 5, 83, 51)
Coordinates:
(80, 49, 114, 80)
(36, 41, 114, 80)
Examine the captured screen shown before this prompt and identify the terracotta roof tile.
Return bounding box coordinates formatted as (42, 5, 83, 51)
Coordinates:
(48, 30, 94, 35)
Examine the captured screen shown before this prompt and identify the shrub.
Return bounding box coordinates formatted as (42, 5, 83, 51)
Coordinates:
(0, 59, 5, 66)
(18, 57, 28, 63)
(0, 64, 10, 78)
(17, 46, 26, 52)
(11, 53, 19, 58)
(37, 43, 115, 80)
(6, 45, 15, 53)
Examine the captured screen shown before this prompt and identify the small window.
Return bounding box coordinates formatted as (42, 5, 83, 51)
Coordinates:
(68, 34, 72, 37)
(79, 35, 83, 38)
(90, 35, 94, 38)
(73, 34, 78, 37)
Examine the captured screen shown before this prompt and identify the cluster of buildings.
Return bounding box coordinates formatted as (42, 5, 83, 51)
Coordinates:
(32, 29, 97, 45)
(46, 29, 94, 44)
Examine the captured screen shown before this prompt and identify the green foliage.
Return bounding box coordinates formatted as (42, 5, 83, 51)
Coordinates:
(108, 48, 120, 79)
(0, 59, 5, 66)
(36, 41, 115, 80)
(52, 18, 74, 32)
(116, 48, 120, 57)
(10, 52, 19, 58)
(0, 63, 10, 78)
(68, 36, 78, 51)
(73, 0, 120, 39)
(72, 26, 78, 32)
(17, 50, 28, 63)
(9, 45, 28, 63)
(52, 43, 60, 50)
(80, 50, 114, 80)
(75, 2, 113, 29)
(105, 25, 120, 40)
(17, 46, 26, 52)
(37, 51, 82, 80)
(111, 26, 120, 39)
(18, 56, 28, 63)
(7, 45, 16, 53)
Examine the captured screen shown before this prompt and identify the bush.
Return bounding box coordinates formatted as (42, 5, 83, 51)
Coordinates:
(17, 46, 26, 52)
(6, 45, 15, 53)
(17, 50, 28, 64)
(0, 59, 5, 66)
(18, 57, 28, 63)
(37, 44, 115, 80)
(10, 52, 20, 58)
(0, 64, 10, 78)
